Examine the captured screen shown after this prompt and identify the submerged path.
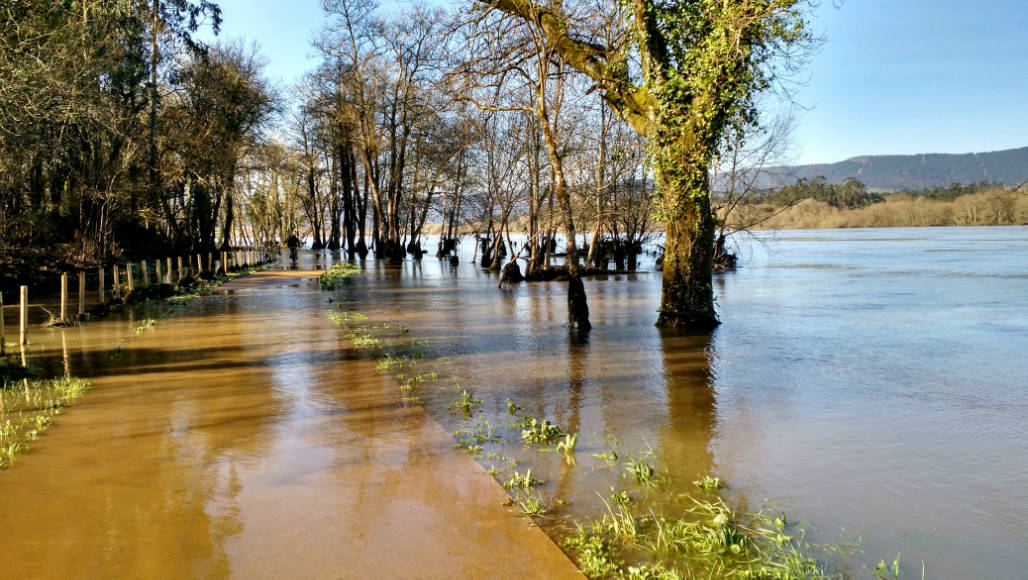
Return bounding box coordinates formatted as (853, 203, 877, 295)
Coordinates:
(0, 267, 580, 578)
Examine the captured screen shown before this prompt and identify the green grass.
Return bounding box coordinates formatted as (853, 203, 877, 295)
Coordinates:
(519, 416, 564, 444)
(693, 475, 722, 491)
(1, 376, 90, 469)
(562, 491, 846, 579)
(626, 459, 659, 487)
(503, 468, 543, 490)
(556, 432, 578, 456)
(319, 262, 360, 290)
(134, 318, 156, 335)
(448, 389, 483, 416)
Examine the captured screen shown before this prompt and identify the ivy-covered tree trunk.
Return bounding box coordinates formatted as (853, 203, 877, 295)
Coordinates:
(655, 163, 718, 328)
(652, 123, 719, 329)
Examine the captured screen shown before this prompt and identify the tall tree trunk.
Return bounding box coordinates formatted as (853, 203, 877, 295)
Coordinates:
(653, 133, 718, 330)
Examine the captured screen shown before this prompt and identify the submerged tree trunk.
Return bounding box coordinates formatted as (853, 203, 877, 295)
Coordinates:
(653, 133, 718, 330)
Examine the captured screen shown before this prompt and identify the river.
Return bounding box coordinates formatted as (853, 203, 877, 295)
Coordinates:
(2, 226, 1025, 578)
(343, 225, 1027, 578)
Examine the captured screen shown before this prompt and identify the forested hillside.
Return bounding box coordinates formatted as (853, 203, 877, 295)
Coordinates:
(758, 146, 1028, 190)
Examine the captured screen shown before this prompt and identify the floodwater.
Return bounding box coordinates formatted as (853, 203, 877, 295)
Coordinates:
(2, 226, 1025, 578)
(336, 226, 1028, 579)
(0, 268, 581, 578)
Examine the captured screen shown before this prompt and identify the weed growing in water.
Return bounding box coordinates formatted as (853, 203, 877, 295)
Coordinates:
(627, 459, 658, 487)
(692, 475, 722, 491)
(376, 354, 414, 372)
(556, 433, 578, 456)
(610, 489, 632, 506)
(318, 262, 360, 290)
(455, 421, 502, 446)
(503, 468, 543, 490)
(516, 490, 548, 517)
(329, 310, 367, 326)
(564, 492, 839, 579)
(0, 376, 90, 469)
(520, 416, 564, 444)
(873, 554, 906, 580)
(448, 389, 483, 416)
(345, 330, 380, 350)
(134, 318, 156, 335)
(506, 398, 521, 415)
(594, 450, 619, 467)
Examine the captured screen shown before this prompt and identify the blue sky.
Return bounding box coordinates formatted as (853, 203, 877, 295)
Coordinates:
(201, 0, 1028, 165)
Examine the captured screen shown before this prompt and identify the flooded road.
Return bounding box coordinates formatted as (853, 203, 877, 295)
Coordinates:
(336, 226, 1028, 579)
(0, 267, 580, 578)
(3, 226, 1025, 578)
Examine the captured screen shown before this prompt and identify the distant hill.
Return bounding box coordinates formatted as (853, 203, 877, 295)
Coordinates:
(757, 146, 1028, 191)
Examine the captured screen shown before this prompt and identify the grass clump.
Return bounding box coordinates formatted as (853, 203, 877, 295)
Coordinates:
(448, 389, 483, 416)
(455, 420, 502, 446)
(563, 495, 838, 579)
(503, 468, 543, 490)
(627, 459, 659, 487)
(557, 432, 578, 456)
(519, 416, 564, 444)
(1, 376, 90, 469)
(319, 262, 360, 290)
(693, 475, 722, 491)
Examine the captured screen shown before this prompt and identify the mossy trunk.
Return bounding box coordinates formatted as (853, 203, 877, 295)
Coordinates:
(653, 136, 719, 331)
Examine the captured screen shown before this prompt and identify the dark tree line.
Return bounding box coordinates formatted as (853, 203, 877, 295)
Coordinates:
(2, 0, 815, 331)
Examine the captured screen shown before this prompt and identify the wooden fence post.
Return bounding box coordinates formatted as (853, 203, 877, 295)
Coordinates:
(142, 260, 150, 286)
(60, 273, 69, 323)
(78, 271, 86, 317)
(99, 268, 105, 303)
(126, 264, 134, 292)
(19, 286, 28, 345)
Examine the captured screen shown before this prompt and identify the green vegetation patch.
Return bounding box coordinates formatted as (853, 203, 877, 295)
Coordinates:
(564, 493, 838, 579)
(319, 262, 361, 290)
(1, 376, 90, 469)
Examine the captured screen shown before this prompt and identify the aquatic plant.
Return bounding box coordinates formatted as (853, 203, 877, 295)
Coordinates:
(557, 432, 578, 456)
(448, 389, 483, 416)
(692, 475, 722, 491)
(610, 489, 632, 506)
(329, 310, 367, 326)
(563, 492, 839, 580)
(134, 318, 156, 335)
(594, 450, 620, 467)
(376, 353, 414, 372)
(520, 416, 564, 444)
(455, 421, 502, 446)
(626, 459, 658, 487)
(506, 398, 521, 416)
(0, 376, 90, 470)
(319, 262, 360, 290)
(516, 490, 548, 517)
(504, 468, 543, 490)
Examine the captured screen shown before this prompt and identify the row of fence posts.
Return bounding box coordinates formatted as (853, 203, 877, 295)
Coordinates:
(1, 248, 272, 353)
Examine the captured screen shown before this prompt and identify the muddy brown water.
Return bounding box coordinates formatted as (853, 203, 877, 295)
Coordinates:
(334, 227, 1027, 579)
(0, 267, 580, 578)
(3, 226, 1027, 579)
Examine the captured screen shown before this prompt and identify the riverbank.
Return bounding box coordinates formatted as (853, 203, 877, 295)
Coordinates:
(0, 263, 580, 577)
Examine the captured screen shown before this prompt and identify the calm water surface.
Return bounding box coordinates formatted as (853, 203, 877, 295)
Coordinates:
(3, 226, 1025, 578)
(343, 226, 1027, 578)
